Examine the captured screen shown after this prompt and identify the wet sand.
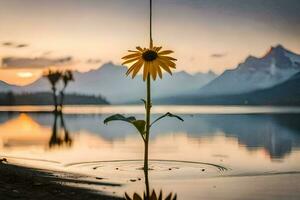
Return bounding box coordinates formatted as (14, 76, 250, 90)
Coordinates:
(1, 159, 300, 200)
(0, 162, 123, 200)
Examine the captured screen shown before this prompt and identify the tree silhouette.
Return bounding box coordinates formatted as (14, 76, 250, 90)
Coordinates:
(60, 70, 74, 109)
(49, 112, 72, 149)
(60, 112, 72, 147)
(43, 70, 62, 112)
(49, 112, 61, 148)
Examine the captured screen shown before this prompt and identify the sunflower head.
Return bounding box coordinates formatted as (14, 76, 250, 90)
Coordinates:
(122, 46, 177, 81)
(142, 50, 158, 61)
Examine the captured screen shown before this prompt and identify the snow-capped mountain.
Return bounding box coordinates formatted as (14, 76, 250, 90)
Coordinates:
(1, 63, 216, 103)
(199, 45, 300, 96)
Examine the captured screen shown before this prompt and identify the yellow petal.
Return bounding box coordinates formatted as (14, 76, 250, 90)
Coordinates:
(126, 59, 142, 76)
(122, 57, 140, 65)
(143, 62, 150, 81)
(136, 46, 144, 52)
(158, 50, 174, 55)
(157, 59, 173, 74)
(126, 65, 135, 76)
(150, 61, 157, 80)
(122, 52, 141, 60)
(131, 60, 144, 79)
(168, 61, 176, 69)
(153, 46, 162, 52)
(159, 56, 177, 61)
(154, 61, 162, 79)
(160, 57, 176, 69)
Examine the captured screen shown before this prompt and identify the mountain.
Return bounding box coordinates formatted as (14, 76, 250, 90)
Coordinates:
(241, 71, 300, 105)
(0, 80, 15, 91)
(198, 45, 300, 96)
(0, 63, 216, 103)
(156, 71, 300, 105)
(0, 92, 109, 106)
(2, 44, 299, 104)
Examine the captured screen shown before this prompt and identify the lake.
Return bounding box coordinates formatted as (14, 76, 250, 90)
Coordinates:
(1, 105, 300, 199)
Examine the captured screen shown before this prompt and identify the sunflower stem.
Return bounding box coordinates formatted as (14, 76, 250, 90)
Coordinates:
(150, 0, 153, 48)
(144, 164, 150, 199)
(144, 1, 152, 194)
(144, 74, 151, 173)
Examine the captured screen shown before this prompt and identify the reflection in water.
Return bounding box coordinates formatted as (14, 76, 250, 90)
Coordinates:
(1, 113, 300, 159)
(1, 110, 300, 199)
(24, 113, 300, 159)
(147, 114, 300, 159)
(1, 112, 300, 161)
(0, 109, 300, 200)
(49, 112, 72, 148)
(125, 166, 177, 200)
(0, 113, 50, 147)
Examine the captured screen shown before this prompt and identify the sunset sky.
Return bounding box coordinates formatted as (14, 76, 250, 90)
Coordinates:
(0, 0, 300, 85)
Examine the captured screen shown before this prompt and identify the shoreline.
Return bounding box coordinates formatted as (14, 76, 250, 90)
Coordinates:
(0, 162, 123, 200)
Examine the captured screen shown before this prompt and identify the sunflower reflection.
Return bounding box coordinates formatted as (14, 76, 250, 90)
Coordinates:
(124, 163, 178, 200)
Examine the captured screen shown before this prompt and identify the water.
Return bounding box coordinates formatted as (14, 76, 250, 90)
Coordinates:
(1, 105, 300, 199)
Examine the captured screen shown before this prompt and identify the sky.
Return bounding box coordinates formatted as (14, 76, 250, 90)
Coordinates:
(0, 0, 300, 85)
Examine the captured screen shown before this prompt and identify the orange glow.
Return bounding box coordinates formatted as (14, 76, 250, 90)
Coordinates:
(0, 114, 111, 152)
(0, 114, 50, 147)
(17, 72, 33, 78)
(0, 69, 41, 86)
(0, 0, 300, 86)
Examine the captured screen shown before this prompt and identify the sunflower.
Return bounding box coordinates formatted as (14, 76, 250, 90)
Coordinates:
(122, 46, 177, 81)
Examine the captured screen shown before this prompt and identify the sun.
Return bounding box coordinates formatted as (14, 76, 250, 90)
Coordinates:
(17, 72, 34, 78)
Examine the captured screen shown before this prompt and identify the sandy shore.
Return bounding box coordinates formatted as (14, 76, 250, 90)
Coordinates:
(1, 158, 300, 200)
(0, 161, 123, 200)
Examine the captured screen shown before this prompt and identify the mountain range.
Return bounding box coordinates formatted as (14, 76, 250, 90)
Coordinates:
(0, 63, 216, 103)
(198, 45, 300, 96)
(1, 44, 300, 105)
(156, 71, 300, 105)
(155, 45, 300, 105)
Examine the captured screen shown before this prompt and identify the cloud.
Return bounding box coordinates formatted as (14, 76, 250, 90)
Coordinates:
(1, 56, 73, 69)
(42, 51, 52, 56)
(2, 42, 13, 46)
(2, 41, 29, 48)
(211, 53, 227, 58)
(86, 58, 102, 64)
(16, 44, 28, 48)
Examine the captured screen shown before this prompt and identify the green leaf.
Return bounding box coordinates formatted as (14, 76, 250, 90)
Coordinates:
(151, 112, 184, 127)
(141, 99, 146, 105)
(104, 114, 146, 139)
(104, 114, 136, 124)
(132, 120, 146, 137)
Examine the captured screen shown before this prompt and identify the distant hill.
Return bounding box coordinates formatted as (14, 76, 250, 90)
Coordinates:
(0, 92, 109, 106)
(156, 71, 300, 105)
(0, 63, 217, 103)
(198, 45, 300, 96)
(0, 80, 17, 91)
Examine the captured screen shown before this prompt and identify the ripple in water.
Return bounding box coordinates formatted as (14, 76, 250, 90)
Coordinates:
(64, 159, 228, 181)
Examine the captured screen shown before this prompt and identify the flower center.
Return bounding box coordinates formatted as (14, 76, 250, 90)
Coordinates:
(142, 50, 158, 61)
